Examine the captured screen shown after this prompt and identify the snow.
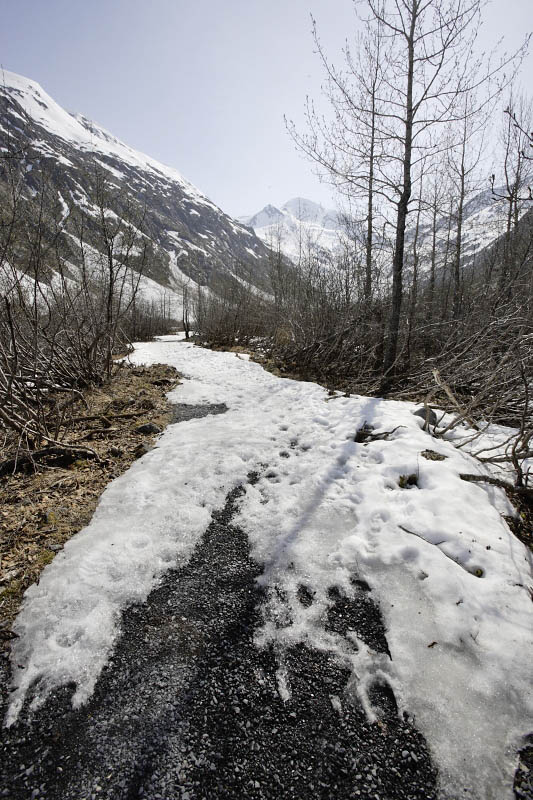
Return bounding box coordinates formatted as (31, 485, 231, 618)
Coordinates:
(0, 263, 43, 297)
(281, 197, 339, 228)
(2, 70, 272, 302)
(166, 231, 208, 259)
(230, 273, 273, 301)
(5, 340, 533, 800)
(166, 252, 200, 290)
(57, 192, 69, 226)
(93, 158, 125, 181)
(241, 204, 286, 229)
(134, 274, 184, 319)
(241, 197, 344, 261)
(245, 189, 532, 266)
(184, 240, 208, 256)
(416, 187, 532, 278)
(57, 236, 185, 319)
(56, 154, 74, 167)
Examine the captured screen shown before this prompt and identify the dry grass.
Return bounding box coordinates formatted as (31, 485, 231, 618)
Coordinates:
(0, 361, 180, 635)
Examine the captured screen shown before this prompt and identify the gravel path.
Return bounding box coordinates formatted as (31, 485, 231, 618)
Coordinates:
(0, 404, 529, 799)
(1, 492, 437, 798)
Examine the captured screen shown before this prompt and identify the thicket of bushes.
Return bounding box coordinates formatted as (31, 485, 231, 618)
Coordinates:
(0, 157, 175, 467)
(192, 202, 533, 488)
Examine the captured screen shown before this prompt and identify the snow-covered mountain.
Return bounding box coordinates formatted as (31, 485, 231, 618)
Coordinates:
(413, 187, 532, 278)
(243, 189, 532, 277)
(0, 71, 274, 316)
(240, 198, 343, 261)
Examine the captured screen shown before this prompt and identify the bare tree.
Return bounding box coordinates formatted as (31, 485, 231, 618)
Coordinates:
(287, 8, 388, 304)
(0, 148, 166, 471)
(444, 94, 488, 320)
(491, 94, 533, 290)
(290, 0, 527, 388)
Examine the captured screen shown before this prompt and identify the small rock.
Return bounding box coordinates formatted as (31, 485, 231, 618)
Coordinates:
(110, 446, 123, 457)
(136, 422, 162, 435)
(421, 449, 446, 461)
(413, 407, 437, 427)
(134, 443, 151, 458)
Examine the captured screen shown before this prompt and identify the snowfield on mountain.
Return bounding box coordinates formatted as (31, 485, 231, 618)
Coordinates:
(4, 336, 532, 800)
(0, 70, 273, 310)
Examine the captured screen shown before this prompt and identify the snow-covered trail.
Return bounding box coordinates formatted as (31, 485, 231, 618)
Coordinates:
(4, 337, 533, 799)
(1, 478, 438, 800)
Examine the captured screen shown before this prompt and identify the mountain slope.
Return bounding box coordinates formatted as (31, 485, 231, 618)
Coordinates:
(413, 187, 532, 278)
(240, 198, 343, 261)
(243, 190, 532, 277)
(0, 70, 273, 315)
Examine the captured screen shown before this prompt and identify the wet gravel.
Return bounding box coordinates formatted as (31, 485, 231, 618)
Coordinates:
(516, 742, 533, 799)
(169, 403, 228, 424)
(0, 480, 438, 800)
(0, 404, 528, 799)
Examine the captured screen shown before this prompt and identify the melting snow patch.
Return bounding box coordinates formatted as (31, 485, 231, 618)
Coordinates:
(5, 340, 533, 800)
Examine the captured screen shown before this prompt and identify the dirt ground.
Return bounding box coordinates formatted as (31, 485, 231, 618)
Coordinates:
(0, 361, 180, 636)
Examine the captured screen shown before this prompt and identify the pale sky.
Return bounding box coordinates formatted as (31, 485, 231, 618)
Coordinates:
(1, 0, 532, 217)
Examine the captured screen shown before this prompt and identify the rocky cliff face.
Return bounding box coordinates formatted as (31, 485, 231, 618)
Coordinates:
(0, 71, 273, 315)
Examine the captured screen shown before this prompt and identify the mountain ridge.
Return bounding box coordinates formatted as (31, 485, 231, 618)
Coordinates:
(0, 70, 274, 317)
(243, 189, 532, 273)
(239, 197, 343, 260)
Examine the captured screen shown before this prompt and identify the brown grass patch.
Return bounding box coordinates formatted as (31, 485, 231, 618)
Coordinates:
(0, 361, 180, 635)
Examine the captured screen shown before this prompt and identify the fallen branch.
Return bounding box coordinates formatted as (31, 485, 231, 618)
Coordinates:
(432, 369, 480, 431)
(70, 410, 145, 423)
(0, 444, 100, 476)
(459, 473, 533, 499)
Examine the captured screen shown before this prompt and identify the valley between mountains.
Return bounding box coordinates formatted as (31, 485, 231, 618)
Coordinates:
(1, 42, 533, 800)
(1, 336, 532, 800)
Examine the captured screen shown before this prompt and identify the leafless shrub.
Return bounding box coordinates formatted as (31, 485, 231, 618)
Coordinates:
(0, 153, 173, 470)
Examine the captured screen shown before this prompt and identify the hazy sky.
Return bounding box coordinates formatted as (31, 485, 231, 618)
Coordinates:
(1, 0, 532, 217)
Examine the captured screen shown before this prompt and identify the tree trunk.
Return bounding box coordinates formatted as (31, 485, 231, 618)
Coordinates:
(364, 89, 376, 304)
(381, 3, 417, 387)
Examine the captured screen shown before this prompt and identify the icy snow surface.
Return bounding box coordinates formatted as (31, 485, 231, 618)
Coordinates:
(6, 338, 533, 800)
